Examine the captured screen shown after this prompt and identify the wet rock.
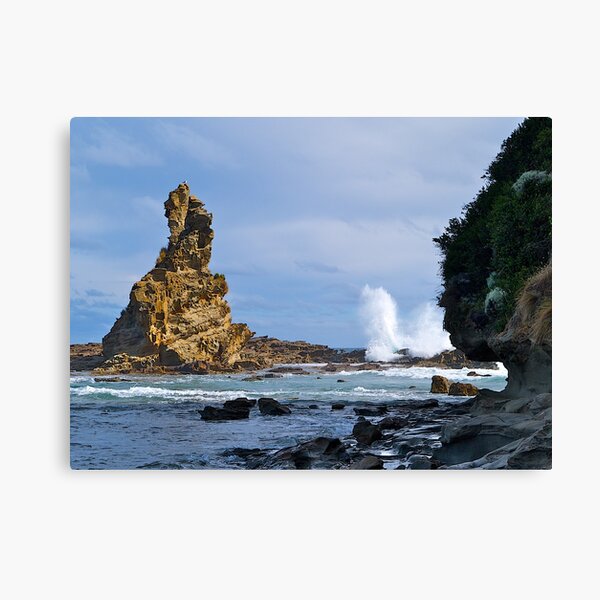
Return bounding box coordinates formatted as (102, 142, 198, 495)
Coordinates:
(224, 398, 256, 410)
(308, 404, 319, 409)
(258, 397, 291, 416)
(354, 405, 388, 416)
(222, 448, 264, 459)
(331, 402, 345, 410)
(199, 405, 250, 421)
(352, 419, 383, 445)
(377, 416, 408, 430)
(411, 399, 440, 409)
(530, 393, 552, 414)
(435, 413, 543, 466)
(255, 437, 347, 469)
(337, 379, 346, 383)
(448, 382, 479, 396)
(242, 375, 264, 382)
(93, 376, 131, 383)
(263, 373, 283, 379)
(351, 455, 384, 470)
(431, 375, 450, 393)
(408, 385, 417, 389)
(268, 366, 310, 375)
(407, 454, 433, 470)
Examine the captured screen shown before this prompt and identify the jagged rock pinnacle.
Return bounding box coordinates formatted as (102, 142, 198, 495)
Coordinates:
(101, 183, 253, 368)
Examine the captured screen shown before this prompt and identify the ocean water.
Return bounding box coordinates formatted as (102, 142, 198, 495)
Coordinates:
(70, 364, 508, 469)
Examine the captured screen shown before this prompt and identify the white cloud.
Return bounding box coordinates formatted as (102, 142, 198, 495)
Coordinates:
(155, 121, 236, 167)
(80, 125, 162, 167)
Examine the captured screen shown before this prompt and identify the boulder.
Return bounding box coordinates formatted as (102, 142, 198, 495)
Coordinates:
(253, 437, 347, 469)
(448, 382, 479, 396)
(352, 419, 383, 445)
(331, 402, 345, 410)
(199, 405, 250, 421)
(431, 375, 450, 393)
(407, 454, 433, 470)
(337, 379, 346, 383)
(224, 398, 256, 410)
(377, 416, 408, 430)
(258, 397, 291, 416)
(351, 455, 384, 470)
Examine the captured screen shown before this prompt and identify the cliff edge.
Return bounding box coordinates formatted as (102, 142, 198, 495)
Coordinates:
(433, 118, 552, 468)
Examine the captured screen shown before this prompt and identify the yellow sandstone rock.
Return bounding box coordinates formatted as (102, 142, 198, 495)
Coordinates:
(100, 183, 253, 370)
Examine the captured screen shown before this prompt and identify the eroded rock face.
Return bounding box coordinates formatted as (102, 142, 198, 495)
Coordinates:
(441, 265, 552, 398)
(101, 183, 252, 369)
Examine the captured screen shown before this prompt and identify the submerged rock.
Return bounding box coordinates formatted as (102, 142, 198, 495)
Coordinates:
(199, 405, 250, 421)
(331, 403, 345, 410)
(354, 406, 388, 417)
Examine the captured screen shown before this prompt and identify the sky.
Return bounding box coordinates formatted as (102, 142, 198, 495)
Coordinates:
(70, 117, 522, 346)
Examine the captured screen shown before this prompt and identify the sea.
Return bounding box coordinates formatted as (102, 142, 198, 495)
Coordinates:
(70, 363, 508, 469)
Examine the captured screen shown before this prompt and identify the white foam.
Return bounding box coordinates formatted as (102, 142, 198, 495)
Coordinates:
(71, 385, 252, 401)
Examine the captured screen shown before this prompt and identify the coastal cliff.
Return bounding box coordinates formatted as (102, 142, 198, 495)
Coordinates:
(97, 183, 253, 373)
(433, 118, 552, 468)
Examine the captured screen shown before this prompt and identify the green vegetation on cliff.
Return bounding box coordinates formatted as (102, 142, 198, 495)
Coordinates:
(434, 117, 552, 328)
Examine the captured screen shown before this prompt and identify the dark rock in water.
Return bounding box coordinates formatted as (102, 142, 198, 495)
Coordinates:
(242, 375, 264, 381)
(377, 416, 408, 430)
(354, 405, 388, 416)
(93, 376, 131, 382)
(255, 437, 347, 469)
(199, 405, 250, 421)
(258, 397, 291, 416)
(308, 404, 319, 409)
(407, 454, 433, 470)
(331, 402, 345, 410)
(431, 375, 450, 393)
(224, 398, 256, 410)
(408, 385, 417, 389)
(337, 379, 346, 383)
(263, 373, 283, 379)
(351, 455, 384, 470)
(352, 419, 383, 445)
(448, 382, 479, 396)
(222, 447, 264, 459)
(411, 399, 440, 409)
(268, 366, 310, 375)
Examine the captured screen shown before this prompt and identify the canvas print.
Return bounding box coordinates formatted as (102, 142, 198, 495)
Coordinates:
(70, 117, 552, 470)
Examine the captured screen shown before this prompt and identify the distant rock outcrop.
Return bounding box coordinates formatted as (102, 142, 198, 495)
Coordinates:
(100, 183, 252, 371)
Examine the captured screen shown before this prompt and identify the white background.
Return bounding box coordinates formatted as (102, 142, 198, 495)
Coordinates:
(1, 1, 598, 599)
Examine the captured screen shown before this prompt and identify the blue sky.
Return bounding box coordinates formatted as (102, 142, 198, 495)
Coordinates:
(70, 117, 522, 346)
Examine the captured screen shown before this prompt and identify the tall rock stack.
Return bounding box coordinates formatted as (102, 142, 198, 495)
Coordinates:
(101, 183, 252, 370)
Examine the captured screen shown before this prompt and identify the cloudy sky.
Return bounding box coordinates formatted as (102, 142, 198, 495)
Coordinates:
(70, 117, 522, 346)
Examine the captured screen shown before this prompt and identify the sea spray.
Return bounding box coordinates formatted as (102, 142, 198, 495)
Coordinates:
(359, 285, 453, 360)
(360, 285, 404, 362)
